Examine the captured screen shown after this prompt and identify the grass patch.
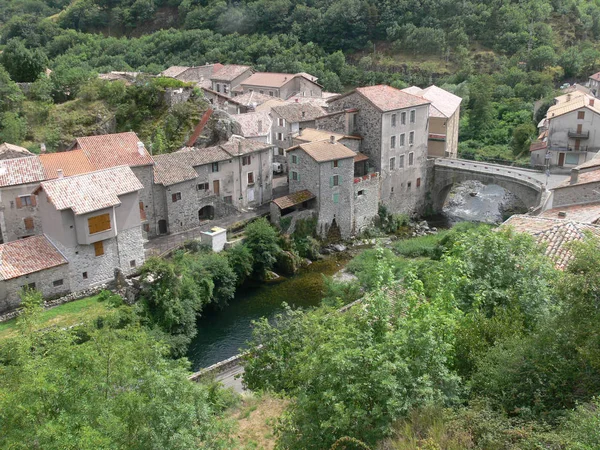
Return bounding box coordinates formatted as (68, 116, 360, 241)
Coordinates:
(0, 294, 110, 340)
(229, 394, 288, 450)
(393, 231, 451, 258)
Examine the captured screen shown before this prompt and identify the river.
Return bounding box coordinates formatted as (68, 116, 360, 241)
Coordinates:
(187, 253, 350, 371)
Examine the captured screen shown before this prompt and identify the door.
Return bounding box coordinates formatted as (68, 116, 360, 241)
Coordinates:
(213, 180, 220, 196)
(575, 139, 581, 151)
(158, 219, 167, 234)
(558, 153, 565, 166)
(577, 124, 583, 134)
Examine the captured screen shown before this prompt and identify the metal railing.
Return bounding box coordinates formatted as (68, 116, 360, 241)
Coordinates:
(568, 130, 590, 139)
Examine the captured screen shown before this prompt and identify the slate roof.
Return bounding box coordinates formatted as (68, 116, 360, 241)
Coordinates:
(241, 72, 321, 89)
(153, 146, 231, 186)
(232, 91, 274, 107)
(416, 85, 462, 118)
(501, 215, 600, 269)
(0, 156, 46, 188)
(539, 203, 600, 223)
(0, 235, 67, 280)
(255, 98, 286, 112)
(272, 103, 325, 123)
(331, 85, 430, 112)
(289, 140, 356, 163)
(73, 132, 154, 169)
(272, 190, 315, 209)
(0, 143, 34, 160)
(235, 111, 272, 138)
(211, 65, 252, 81)
(37, 166, 143, 215)
(220, 138, 272, 156)
(160, 66, 189, 78)
(39, 150, 95, 179)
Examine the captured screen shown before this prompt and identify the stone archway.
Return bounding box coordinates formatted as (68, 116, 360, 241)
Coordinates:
(199, 205, 215, 221)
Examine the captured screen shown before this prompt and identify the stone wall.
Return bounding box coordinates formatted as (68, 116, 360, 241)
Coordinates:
(0, 264, 71, 314)
(131, 165, 156, 236)
(163, 87, 193, 107)
(0, 182, 43, 243)
(553, 180, 600, 208)
(353, 173, 380, 233)
(316, 112, 348, 134)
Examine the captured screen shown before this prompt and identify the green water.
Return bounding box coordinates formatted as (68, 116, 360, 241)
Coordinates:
(187, 254, 350, 371)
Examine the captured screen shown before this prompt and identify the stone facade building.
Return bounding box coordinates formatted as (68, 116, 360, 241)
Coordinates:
(210, 65, 253, 97)
(0, 143, 34, 160)
(239, 72, 322, 99)
(552, 159, 600, 208)
(325, 85, 431, 216)
(153, 138, 273, 234)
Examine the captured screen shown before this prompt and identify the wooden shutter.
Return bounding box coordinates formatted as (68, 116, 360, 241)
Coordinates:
(24, 217, 34, 230)
(15, 197, 22, 208)
(30, 196, 37, 207)
(139, 201, 147, 221)
(94, 241, 104, 257)
(88, 213, 111, 234)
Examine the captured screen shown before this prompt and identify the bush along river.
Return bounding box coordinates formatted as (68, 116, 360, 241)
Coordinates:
(187, 253, 351, 371)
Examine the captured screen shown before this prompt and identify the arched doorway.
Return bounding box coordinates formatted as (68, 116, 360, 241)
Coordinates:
(199, 205, 215, 221)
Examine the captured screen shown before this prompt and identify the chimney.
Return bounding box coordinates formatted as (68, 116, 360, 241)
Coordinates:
(40, 143, 46, 153)
(57, 169, 64, 179)
(330, 135, 336, 144)
(295, 98, 299, 103)
(257, 120, 262, 133)
(137, 141, 145, 156)
(570, 168, 579, 185)
(558, 211, 567, 218)
(591, 98, 595, 107)
(567, 93, 572, 102)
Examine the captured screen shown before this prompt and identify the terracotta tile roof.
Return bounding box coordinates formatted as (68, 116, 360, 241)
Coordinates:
(554, 90, 587, 105)
(529, 140, 548, 152)
(211, 65, 252, 81)
(241, 72, 320, 89)
(353, 152, 369, 163)
(0, 156, 46, 187)
(540, 203, 600, 223)
(272, 189, 315, 209)
(160, 66, 189, 78)
(0, 235, 67, 280)
(295, 128, 361, 143)
(40, 150, 95, 179)
(289, 140, 356, 163)
(0, 143, 34, 160)
(331, 85, 430, 112)
(555, 169, 600, 188)
(37, 166, 143, 215)
(255, 98, 286, 112)
(402, 85, 461, 118)
(74, 132, 154, 169)
(232, 91, 274, 107)
(235, 111, 272, 138)
(575, 156, 600, 171)
(286, 96, 329, 108)
(153, 152, 200, 186)
(219, 138, 272, 156)
(272, 103, 326, 123)
(547, 94, 600, 119)
(501, 215, 600, 270)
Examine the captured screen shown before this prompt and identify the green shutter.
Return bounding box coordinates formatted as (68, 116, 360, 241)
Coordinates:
(333, 193, 339, 204)
(298, 172, 301, 181)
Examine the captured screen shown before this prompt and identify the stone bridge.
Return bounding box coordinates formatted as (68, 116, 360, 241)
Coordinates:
(430, 158, 548, 212)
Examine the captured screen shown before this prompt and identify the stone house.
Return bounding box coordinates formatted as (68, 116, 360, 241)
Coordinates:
(240, 72, 322, 99)
(276, 137, 378, 238)
(588, 71, 600, 96)
(0, 235, 71, 313)
(402, 85, 462, 158)
(551, 159, 600, 208)
(210, 65, 253, 97)
(34, 166, 146, 294)
(160, 64, 224, 85)
(270, 103, 326, 168)
(234, 111, 272, 145)
(530, 94, 600, 168)
(324, 85, 431, 215)
(152, 138, 273, 234)
(0, 143, 34, 160)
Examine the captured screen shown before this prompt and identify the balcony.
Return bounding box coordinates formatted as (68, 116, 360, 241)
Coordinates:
(568, 130, 590, 139)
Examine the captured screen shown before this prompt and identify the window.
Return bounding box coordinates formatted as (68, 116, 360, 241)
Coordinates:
(171, 192, 182, 202)
(94, 241, 104, 257)
(88, 213, 111, 234)
(578, 111, 585, 120)
(389, 157, 396, 171)
(16, 195, 35, 208)
(269, 91, 274, 96)
(259, 90, 264, 94)
(278, 118, 285, 127)
(399, 154, 405, 168)
(216, 84, 221, 93)
(401, 112, 406, 125)
(278, 148, 284, 156)
(53, 279, 64, 287)
(409, 152, 414, 166)
(276, 132, 284, 141)
(24, 217, 34, 230)
(223, 85, 229, 94)
(400, 133, 405, 147)
(291, 171, 299, 181)
(416, 177, 421, 188)
(291, 154, 298, 164)
(407, 181, 412, 190)
(333, 193, 340, 204)
(247, 172, 255, 184)
(357, 190, 365, 196)
(409, 131, 414, 145)
(391, 114, 397, 127)
(242, 155, 251, 166)
(390, 135, 396, 148)
(566, 153, 579, 165)
(82, 272, 88, 280)
(130, 260, 136, 268)
(332, 175, 340, 186)
(24, 282, 36, 290)
(197, 183, 209, 191)
(410, 110, 416, 123)
(224, 196, 233, 204)
(333, 160, 339, 168)
(212, 162, 219, 173)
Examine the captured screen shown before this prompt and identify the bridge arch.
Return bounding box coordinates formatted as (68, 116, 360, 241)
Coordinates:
(430, 159, 545, 213)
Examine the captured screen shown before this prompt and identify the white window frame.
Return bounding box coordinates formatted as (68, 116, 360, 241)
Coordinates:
(399, 154, 405, 168)
(401, 111, 406, 125)
(410, 109, 416, 124)
(291, 170, 299, 181)
(391, 113, 397, 127)
(409, 152, 414, 166)
(389, 157, 396, 171)
(278, 118, 285, 127)
(247, 171, 255, 185)
(400, 133, 405, 147)
(390, 135, 396, 149)
(409, 131, 414, 146)
(332, 174, 340, 186)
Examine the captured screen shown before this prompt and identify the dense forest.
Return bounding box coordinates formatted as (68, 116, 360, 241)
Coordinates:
(1, 0, 600, 158)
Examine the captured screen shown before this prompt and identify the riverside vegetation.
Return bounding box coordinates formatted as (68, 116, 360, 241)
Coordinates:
(2, 0, 600, 161)
(3, 219, 600, 448)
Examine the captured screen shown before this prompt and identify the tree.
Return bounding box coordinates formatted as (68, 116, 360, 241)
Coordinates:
(0, 39, 48, 82)
(0, 67, 24, 114)
(243, 218, 280, 279)
(226, 244, 254, 286)
(0, 112, 27, 144)
(468, 75, 495, 133)
(512, 122, 536, 156)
